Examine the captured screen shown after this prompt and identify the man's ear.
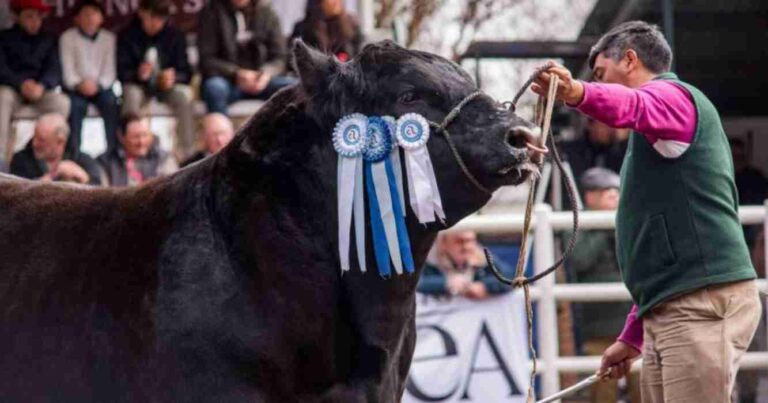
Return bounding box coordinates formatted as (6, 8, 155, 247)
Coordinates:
(292, 39, 340, 95)
(624, 49, 639, 70)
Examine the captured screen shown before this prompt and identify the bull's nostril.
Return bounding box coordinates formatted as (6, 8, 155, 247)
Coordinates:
(506, 126, 540, 149)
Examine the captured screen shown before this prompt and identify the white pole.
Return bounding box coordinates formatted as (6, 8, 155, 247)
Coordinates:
(357, 0, 375, 36)
(533, 204, 560, 397)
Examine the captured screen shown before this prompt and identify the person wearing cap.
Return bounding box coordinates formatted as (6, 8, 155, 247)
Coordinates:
(60, 0, 120, 156)
(569, 167, 639, 403)
(117, 0, 195, 160)
(533, 21, 760, 401)
(0, 0, 70, 172)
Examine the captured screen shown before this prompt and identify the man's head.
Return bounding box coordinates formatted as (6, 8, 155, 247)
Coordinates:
(588, 21, 672, 88)
(73, 0, 105, 36)
(11, 0, 51, 35)
(440, 231, 479, 267)
(201, 113, 235, 155)
(119, 113, 154, 159)
(138, 0, 171, 37)
(229, 0, 250, 10)
(581, 167, 620, 211)
(32, 113, 69, 163)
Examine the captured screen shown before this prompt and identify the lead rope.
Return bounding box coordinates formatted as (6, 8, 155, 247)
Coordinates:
(486, 68, 580, 402)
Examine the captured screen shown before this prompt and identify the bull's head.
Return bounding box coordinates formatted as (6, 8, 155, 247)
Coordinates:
(293, 39, 542, 223)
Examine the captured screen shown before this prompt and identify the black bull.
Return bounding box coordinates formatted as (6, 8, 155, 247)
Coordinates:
(0, 40, 539, 402)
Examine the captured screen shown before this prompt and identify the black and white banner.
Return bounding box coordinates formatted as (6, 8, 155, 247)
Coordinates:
(405, 292, 530, 402)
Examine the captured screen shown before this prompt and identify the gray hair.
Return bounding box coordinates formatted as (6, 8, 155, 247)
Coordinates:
(588, 21, 673, 74)
(36, 113, 70, 140)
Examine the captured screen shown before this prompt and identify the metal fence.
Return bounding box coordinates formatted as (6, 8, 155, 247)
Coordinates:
(453, 203, 768, 398)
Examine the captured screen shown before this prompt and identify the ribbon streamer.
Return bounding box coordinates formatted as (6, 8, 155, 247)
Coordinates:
(395, 113, 445, 224)
(332, 114, 368, 274)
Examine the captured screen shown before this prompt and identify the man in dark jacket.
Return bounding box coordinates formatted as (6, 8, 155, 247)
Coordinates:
(118, 0, 194, 159)
(10, 113, 100, 185)
(198, 0, 296, 114)
(0, 0, 70, 171)
(97, 113, 177, 187)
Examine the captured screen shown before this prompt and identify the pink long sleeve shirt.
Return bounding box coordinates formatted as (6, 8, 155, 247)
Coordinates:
(573, 79, 698, 351)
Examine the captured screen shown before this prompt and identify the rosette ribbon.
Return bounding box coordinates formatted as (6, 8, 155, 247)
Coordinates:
(363, 117, 415, 277)
(395, 113, 445, 224)
(332, 114, 368, 274)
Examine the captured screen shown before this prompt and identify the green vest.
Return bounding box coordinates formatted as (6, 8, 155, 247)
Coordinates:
(616, 73, 755, 317)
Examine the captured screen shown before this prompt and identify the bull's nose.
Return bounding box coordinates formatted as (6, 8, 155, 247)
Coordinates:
(506, 126, 546, 163)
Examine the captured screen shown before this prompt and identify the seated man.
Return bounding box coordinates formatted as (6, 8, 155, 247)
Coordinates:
(198, 0, 296, 114)
(97, 113, 178, 187)
(0, 0, 70, 171)
(569, 167, 637, 402)
(180, 112, 235, 167)
(10, 113, 100, 185)
(60, 0, 120, 156)
(117, 0, 194, 159)
(418, 230, 513, 299)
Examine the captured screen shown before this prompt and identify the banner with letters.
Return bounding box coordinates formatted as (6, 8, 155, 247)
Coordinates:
(404, 292, 530, 403)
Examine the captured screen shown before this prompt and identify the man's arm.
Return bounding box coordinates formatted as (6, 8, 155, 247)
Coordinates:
(617, 304, 643, 352)
(59, 32, 81, 90)
(99, 32, 117, 89)
(259, 6, 287, 77)
(171, 30, 192, 84)
(0, 36, 23, 90)
(574, 80, 696, 147)
(197, 9, 240, 79)
(117, 34, 141, 84)
(39, 36, 63, 90)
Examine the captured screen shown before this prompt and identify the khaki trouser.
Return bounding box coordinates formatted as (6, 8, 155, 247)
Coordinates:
(122, 84, 195, 160)
(641, 280, 762, 402)
(0, 85, 70, 164)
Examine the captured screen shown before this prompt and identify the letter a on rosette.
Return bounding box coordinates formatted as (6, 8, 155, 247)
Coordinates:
(363, 117, 415, 277)
(395, 113, 446, 224)
(333, 114, 368, 274)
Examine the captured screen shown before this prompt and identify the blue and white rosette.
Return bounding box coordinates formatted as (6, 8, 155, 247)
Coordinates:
(395, 113, 446, 224)
(333, 113, 368, 274)
(364, 117, 415, 277)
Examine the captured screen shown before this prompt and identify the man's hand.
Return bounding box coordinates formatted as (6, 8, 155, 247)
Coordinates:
(446, 274, 471, 296)
(138, 62, 154, 82)
(531, 62, 585, 106)
(157, 68, 176, 91)
(253, 71, 271, 93)
(236, 69, 259, 93)
(55, 160, 90, 184)
(21, 79, 44, 101)
(78, 79, 99, 97)
(463, 282, 488, 300)
(599, 341, 640, 380)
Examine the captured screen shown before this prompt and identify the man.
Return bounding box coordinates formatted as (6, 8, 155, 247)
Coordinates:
(60, 0, 119, 156)
(97, 113, 178, 187)
(569, 168, 638, 402)
(562, 118, 629, 194)
(180, 112, 235, 167)
(0, 0, 70, 170)
(417, 231, 514, 299)
(198, 0, 297, 114)
(533, 21, 760, 402)
(118, 0, 194, 159)
(10, 113, 100, 185)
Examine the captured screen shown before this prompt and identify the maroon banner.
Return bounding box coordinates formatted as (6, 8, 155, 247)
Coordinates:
(45, 0, 204, 34)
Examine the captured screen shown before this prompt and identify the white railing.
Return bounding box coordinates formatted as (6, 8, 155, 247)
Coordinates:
(453, 203, 768, 398)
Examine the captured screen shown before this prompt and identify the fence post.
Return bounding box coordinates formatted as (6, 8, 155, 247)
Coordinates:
(533, 204, 560, 398)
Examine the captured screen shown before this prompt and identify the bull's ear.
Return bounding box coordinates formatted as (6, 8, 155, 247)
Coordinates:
(292, 39, 339, 95)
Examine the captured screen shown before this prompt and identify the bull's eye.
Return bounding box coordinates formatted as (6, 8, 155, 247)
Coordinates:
(398, 90, 419, 104)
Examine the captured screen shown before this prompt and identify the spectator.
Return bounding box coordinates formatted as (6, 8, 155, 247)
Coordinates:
(418, 231, 513, 299)
(562, 118, 628, 196)
(290, 0, 364, 63)
(10, 113, 101, 185)
(117, 0, 195, 159)
(97, 113, 178, 186)
(198, 0, 297, 114)
(180, 113, 235, 167)
(0, 0, 11, 30)
(568, 167, 638, 402)
(60, 0, 119, 156)
(0, 0, 70, 171)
